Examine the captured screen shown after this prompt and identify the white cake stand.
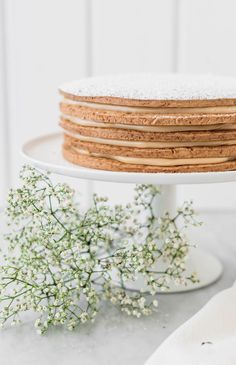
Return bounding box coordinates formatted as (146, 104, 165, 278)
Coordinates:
(22, 132, 236, 293)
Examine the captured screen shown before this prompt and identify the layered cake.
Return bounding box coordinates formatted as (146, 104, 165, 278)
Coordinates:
(59, 74, 236, 173)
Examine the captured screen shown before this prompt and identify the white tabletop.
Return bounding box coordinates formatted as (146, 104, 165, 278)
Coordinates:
(0, 211, 235, 365)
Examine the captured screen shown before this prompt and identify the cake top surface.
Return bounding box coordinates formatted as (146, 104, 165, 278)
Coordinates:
(59, 73, 236, 99)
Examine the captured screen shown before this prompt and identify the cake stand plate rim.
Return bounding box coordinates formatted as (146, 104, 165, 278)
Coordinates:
(22, 132, 236, 185)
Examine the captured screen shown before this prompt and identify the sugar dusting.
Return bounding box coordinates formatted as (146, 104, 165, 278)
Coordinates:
(59, 74, 236, 101)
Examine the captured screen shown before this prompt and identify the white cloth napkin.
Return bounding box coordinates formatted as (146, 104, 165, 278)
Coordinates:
(145, 284, 236, 365)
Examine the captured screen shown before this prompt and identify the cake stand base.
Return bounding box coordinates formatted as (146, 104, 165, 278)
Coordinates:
(22, 133, 230, 293)
(151, 186, 222, 292)
(117, 248, 223, 294)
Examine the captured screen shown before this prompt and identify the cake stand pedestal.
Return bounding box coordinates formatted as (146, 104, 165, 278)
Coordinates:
(22, 132, 236, 293)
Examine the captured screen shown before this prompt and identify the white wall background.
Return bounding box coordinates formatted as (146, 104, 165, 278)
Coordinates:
(0, 0, 236, 210)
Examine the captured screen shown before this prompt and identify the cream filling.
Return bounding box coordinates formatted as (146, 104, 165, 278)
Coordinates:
(62, 98, 236, 115)
(74, 148, 234, 166)
(61, 114, 236, 132)
(64, 130, 236, 149)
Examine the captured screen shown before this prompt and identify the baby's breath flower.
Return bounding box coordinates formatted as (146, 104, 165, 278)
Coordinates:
(153, 300, 158, 308)
(0, 166, 200, 334)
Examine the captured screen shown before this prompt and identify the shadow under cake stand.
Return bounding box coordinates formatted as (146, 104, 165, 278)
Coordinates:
(22, 132, 236, 293)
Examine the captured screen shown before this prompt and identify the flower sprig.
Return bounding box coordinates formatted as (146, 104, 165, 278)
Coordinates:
(0, 165, 201, 333)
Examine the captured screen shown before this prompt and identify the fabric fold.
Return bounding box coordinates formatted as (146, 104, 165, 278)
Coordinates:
(145, 284, 236, 365)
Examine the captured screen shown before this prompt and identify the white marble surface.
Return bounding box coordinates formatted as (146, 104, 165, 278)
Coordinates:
(0, 211, 235, 365)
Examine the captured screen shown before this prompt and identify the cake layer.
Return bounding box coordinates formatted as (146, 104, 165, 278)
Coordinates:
(60, 118, 236, 144)
(59, 74, 236, 108)
(61, 113, 236, 132)
(60, 102, 236, 126)
(75, 148, 231, 166)
(64, 134, 236, 159)
(63, 143, 236, 173)
(62, 98, 236, 114)
(61, 114, 236, 133)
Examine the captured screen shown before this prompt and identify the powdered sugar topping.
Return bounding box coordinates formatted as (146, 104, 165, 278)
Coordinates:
(59, 74, 236, 101)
